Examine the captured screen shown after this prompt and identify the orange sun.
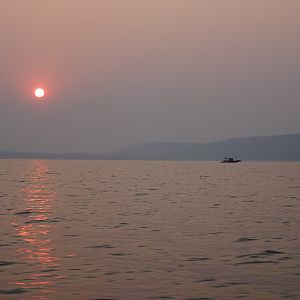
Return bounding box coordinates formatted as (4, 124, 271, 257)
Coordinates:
(35, 88, 45, 98)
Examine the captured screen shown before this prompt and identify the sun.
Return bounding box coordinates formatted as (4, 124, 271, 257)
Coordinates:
(35, 88, 45, 98)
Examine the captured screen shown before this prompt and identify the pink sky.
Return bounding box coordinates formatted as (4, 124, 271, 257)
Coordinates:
(1, 0, 299, 152)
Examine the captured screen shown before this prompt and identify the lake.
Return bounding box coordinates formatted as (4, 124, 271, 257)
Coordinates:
(0, 160, 299, 299)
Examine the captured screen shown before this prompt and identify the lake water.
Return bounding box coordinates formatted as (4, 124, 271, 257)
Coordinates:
(0, 160, 299, 300)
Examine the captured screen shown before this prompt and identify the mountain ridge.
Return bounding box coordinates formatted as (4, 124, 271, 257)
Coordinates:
(1, 133, 300, 161)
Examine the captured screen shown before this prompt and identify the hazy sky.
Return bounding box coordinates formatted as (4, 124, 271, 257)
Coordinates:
(1, 0, 299, 153)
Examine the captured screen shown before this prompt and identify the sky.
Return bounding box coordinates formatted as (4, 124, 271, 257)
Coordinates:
(0, 0, 299, 153)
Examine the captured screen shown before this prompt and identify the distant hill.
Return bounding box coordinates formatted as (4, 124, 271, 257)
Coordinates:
(109, 133, 300, 161)
(1, 133, 300, 161)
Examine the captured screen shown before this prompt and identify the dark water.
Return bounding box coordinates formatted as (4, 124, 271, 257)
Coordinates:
(0, 160, 299, 299)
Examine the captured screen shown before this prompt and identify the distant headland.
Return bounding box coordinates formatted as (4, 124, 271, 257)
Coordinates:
(1, 133, 300, 161)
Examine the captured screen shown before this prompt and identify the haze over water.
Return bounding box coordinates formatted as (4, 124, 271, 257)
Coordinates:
(1, 1, 300, 153)
(0, 160, 299, 299)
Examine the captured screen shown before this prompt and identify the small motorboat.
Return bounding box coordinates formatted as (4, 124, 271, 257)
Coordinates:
(221, 157, 241, 163)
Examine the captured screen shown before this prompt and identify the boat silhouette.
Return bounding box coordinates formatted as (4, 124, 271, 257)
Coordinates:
(221, 157, 242, 163)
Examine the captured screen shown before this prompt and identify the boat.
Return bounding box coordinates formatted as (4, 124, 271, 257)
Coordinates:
(221, 157, 241, 163)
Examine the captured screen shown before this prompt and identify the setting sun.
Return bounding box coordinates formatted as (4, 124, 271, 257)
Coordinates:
(35, 88, 45, 98)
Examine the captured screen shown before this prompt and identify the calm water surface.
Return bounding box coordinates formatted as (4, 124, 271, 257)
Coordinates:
(0, 160, 299, 300)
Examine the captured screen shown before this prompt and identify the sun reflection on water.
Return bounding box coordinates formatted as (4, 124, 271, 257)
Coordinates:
(14, 160, 60, 298)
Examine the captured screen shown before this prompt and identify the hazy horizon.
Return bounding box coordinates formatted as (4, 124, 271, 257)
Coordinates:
(1, 0, 300, 153)
(1, 132, 300, 155)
